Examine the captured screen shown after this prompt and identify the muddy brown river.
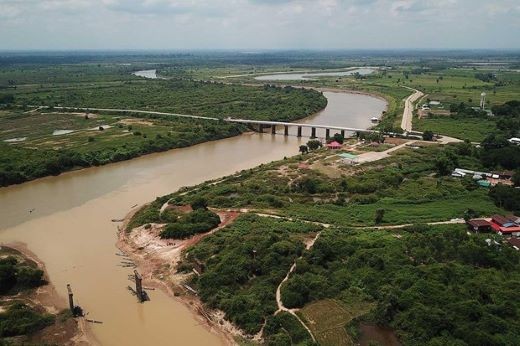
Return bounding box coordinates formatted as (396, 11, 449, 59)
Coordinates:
(0, 91, 386, 345)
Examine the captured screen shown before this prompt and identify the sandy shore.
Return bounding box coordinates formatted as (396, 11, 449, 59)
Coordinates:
(116, 206, 244, 345)
(1, 242, 97, 346)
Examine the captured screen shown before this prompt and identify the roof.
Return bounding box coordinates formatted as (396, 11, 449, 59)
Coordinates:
(491, 214, 513, 226)
(339, 153, 358, 159)
(467, 219, 491, 228)
(498, 227, 520, 234)
(508, 238, 520, 248)
(327, 141, 342, 147)
(477, 180, 491, 187)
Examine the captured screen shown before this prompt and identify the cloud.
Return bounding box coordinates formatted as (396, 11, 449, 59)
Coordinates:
(0, 0, 519, 49)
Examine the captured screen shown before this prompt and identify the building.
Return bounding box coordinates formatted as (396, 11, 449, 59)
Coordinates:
(489, 214, 520, 237)
(467, 219, 492, 233)
(326, 141, 342, 149)
(507, 238, 520, 251)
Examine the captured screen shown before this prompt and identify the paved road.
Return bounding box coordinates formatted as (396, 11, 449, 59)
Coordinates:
(401, 87, 424, 132)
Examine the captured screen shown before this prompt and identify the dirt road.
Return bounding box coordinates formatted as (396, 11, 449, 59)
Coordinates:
(401, 87, 424, 132)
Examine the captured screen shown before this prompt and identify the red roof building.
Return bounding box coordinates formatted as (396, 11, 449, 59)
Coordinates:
(326, 141, 342, 149)
(489, 214, 520, 236)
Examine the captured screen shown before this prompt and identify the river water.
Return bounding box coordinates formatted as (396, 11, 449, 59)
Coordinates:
(255, 68, 375, 81)
(0, 77, 386, 345)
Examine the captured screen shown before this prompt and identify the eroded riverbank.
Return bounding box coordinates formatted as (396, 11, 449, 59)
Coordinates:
(0, 91, 386, 345)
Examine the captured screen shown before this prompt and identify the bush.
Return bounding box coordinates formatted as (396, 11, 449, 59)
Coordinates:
(160, 210, 220, 239)
(0, 303, 54, 337)
(422, 130, 434, 141)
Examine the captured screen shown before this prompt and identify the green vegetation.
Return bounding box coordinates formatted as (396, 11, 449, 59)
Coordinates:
(0, 248, 56, 340)
(0, 255, 44, 295)
(0, 303, 54, 338)
(298, 299, 372, 346)
(264, 312, 313, 345)
(128, 137, 518, 344)
(415, 116, 496, 142)
(0, 67, 326, 186)
(161, 209, 221, 239)
(179, 214, 321, 335)
(158, 143, 502, 227)
(283, 225, 520, 345)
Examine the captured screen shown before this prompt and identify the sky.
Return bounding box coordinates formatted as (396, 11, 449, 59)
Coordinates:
(0, 0, 519, 50)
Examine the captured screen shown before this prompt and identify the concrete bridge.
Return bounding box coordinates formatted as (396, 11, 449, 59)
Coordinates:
(225, 118, 378, 138)
(35, 105, 378, 139)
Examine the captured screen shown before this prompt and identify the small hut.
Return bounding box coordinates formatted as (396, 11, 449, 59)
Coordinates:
(326, 141, 342, 149)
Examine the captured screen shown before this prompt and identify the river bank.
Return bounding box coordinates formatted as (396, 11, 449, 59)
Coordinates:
(0, 243, 94, 345)
(116, 206, 242, 344)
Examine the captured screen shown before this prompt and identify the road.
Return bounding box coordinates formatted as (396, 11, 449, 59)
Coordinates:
(400, 87, 424, 132)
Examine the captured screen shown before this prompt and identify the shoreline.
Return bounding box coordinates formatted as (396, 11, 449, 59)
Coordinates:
(1, 83, 389, 190)
(0, 242, 98, 346)
(115, 206, 241, 345)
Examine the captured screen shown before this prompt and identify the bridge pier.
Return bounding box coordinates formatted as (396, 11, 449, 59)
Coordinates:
(311, 127, 316, 139)
(67, 284, 74, 313)
(284, 125, 289, 136)
(297, 126, 302, 138)
(271, 125, 276, 135)
(341, 130, 345, 138)
(325, 129, 330, 139)
(258, 124, 264, 133)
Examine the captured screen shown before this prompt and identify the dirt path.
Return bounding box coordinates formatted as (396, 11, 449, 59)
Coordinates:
(356, 140, 417, 164)
(353, 218, 466, 230)
(273, 231, 323, 343)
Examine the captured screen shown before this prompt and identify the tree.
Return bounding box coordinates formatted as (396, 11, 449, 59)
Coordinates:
(375, 209, 385, 224)
(306, 140, 322, 151)
(422, 130, 434, 141)
(0, 94, 14, 105)
(332, 133, 344, 144)
(512, 170, 520, 187)
(434, 155, 455, 176)
(191, 197, 208, 210)
(299, 145, 308, 154)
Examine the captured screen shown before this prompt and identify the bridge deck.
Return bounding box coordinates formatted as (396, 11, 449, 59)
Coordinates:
(225, 118, 377, 133)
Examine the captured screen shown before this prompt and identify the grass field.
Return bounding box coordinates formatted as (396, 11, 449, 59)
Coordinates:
(414, 116, 497, 142)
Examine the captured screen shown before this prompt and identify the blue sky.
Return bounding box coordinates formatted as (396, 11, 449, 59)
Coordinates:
(0, 0, 519, 50)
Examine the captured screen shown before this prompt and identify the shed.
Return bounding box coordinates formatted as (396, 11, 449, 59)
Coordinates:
(326, 141, 342, 149)
(477, 180, 491, 188)
(467, 219, 491, 233)
(507, 238, 520, 250)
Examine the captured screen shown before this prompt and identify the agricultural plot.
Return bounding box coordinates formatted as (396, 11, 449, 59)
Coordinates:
(299, 299, 372, 346)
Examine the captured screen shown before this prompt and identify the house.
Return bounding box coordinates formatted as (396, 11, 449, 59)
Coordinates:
(489, 214, 520, 237)
(326, 141, 342, 149)
(491, 171, 514, 179)
(467, 219, 492, 233)
(507, 238, 520, 250)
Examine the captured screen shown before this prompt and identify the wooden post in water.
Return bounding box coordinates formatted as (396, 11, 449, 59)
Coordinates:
(297, 126, 302, 137)
(284, 125, 289, 136)
(271, 125, 276, 135)
(67, 284, 74, 313)
(134, 270, 144, 302)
